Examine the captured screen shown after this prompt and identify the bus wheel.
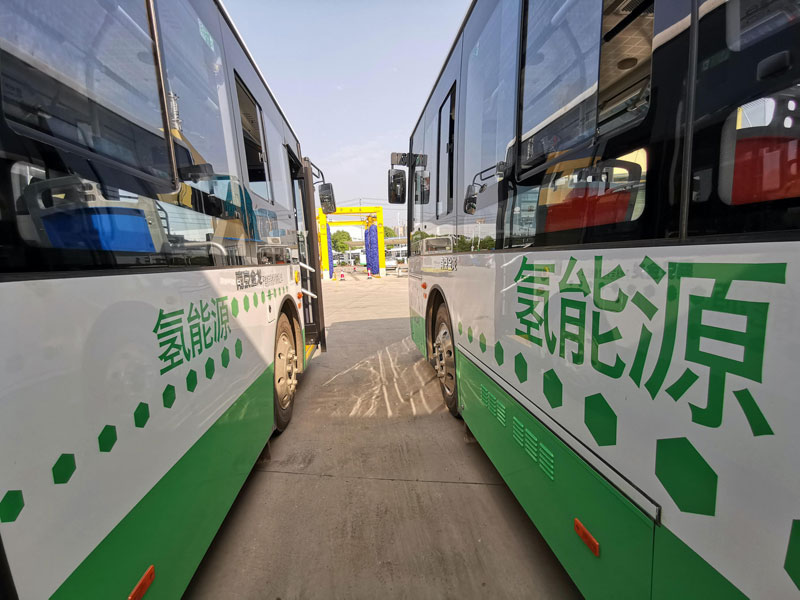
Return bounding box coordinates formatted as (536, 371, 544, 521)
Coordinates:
(434, 303, 459, 417)
(274, 313, 298, 432)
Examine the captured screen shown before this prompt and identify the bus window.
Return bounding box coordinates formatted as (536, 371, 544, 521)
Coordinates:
(437, 88, 455, 218)
(156, 0, 247, 262)
(519, 0, 655, 170)
(718, 94, 800, 206)
(597, 0, 654, 134)
(519, 0, 602, 170)
(235, 76, 272, 203)
(414, 167, 430, 205)
(506, 186, 540, 247)
(689, 0, 800, 236)
(0, 0, 169, 177)
(459, 0, 519, 253)
(725, 0, 800, 52)
(505, 148, 647, 245)
(264, 115, 293, 208)
(539, 150, 646, 233)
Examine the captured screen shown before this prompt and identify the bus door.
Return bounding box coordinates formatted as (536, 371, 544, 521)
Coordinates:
(288, 153, 326, 351)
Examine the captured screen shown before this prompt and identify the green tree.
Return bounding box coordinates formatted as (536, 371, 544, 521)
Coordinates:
(479, 236, 496, 250)
(331, 230, 352, 253)
(383, 226, 397, 238)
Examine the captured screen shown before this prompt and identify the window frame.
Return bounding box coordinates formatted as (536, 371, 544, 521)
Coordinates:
(514, 0, 656, 185)
(233, 71, 273, 204)
(436, 85, 456, 219)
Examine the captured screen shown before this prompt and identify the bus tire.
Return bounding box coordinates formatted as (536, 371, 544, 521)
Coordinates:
(274, 312, 298, 432)
(433, 303, 460, 417)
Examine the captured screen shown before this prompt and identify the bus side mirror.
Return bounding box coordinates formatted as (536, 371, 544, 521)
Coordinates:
(319, 183, 336, 214)
(464, 183, 483, 215)
(388, 169, 406, 204)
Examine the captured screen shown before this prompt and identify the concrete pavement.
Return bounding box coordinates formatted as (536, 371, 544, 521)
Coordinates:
(185, 275, 582, 599)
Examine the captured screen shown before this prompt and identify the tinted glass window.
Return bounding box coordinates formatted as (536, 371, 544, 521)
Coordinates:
(0, 0, 169, 176)
(458, 0, 519, 252)
(264, 116, 293, 208)
(0, 0, 238, 273)
(519, 0, 602, 170)
(597, 0, 654, 134)
(507, 0, 669, 248)
(235, 76, 271, 203)
(689, 0, 800, 236)
(409, 124, 427, 255)
(437, 89, 455, 218)
(157, 0, 248, 264)
(412, 107, 439, 252)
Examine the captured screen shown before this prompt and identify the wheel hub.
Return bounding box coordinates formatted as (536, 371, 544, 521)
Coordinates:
(276, 332, 298, 409)
(434, 322, 455, 395)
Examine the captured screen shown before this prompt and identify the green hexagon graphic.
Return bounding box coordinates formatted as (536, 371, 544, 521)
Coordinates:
(495, 341, 504, 366)
(232, 298, 240, 317)
(98, 425, 117, 452)
(162, 384, 176, 408)
(655, 437, 717, 516)
(467, 327, 473, 343)
(243, 294, 250, 312)
(479, 333, 487, 353)
(186, 369, 198, 392)
(584, 394, 617, 446)
(261, 291, 266, 303)
(253, 292, 259, 308)
(543, 369, 563, 409)
(221, 347, 230, 368)
(52, 453, 76, 484)
(0, 490, 23, 523)
(235, 338, 243, 359)
(514, 352, 527, 383)
(205, 357, 215, 380)
(134, 402, 150, 428)
(458, 322, 463, 335)
(785, 520, 800, 589)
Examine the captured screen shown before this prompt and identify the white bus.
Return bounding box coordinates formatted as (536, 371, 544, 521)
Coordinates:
(0, 0, 332, 598)
(389, 0, 800, 597)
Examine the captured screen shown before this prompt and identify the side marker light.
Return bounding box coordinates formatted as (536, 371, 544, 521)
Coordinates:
(128, 565, 155, 600)
(574, 518, 600, 557)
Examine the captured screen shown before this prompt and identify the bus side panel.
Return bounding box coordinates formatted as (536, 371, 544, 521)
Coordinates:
(51, 366, 274, 600)
(410, 309, 426, 357)
(457, 350, 654, 600)
(0, 267, 293, 598)
(409, 258, 426, 356)
(651, 525, 746, 600)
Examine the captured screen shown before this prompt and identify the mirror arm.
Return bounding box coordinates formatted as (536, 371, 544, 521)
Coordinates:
(472, 165, 496, 185)
(306, 158, 326, 186)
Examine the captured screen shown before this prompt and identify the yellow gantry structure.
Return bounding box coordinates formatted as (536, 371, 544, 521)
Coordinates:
(317, 206, 386, 278)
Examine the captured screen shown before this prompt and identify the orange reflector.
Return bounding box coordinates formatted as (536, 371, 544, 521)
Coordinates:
(297, 301, 301, 309)
(297, 292, 303, 299)
(574, 518, 600, 557)
(128, 565, 155, 600)
(421, 282, 427, 289)
(423, 293, 427, 299)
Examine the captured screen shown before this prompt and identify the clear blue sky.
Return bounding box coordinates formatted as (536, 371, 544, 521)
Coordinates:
(225, 0, 470, 232)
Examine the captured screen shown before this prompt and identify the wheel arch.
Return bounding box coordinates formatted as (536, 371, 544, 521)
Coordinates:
(424, 284, 451, 362)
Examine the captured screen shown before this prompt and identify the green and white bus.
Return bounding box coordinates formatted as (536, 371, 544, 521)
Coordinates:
(389, 0, 800, 597)
(0, 0, 332, 597)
